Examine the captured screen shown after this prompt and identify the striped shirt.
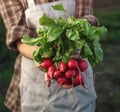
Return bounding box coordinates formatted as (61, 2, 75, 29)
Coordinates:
(0, 0, 99, 111)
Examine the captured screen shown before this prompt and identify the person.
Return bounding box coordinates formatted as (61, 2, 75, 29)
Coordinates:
(0, 0, 99, 112)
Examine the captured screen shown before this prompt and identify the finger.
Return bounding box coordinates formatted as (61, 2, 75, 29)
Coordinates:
(61, 84, 73, 89)
(70, 54, 80, 59)
(45, 73, 51, 87)
(44, 73, 50, 87)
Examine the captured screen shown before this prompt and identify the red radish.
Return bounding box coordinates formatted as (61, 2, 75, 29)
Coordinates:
(67, 59, 79, 69)
(73, 72, 85, 87)
(78, 59, 88, 72)
(40, 58, 53, 69)
(47, 65, 56, 79)
(57, 77, 69, 85)
(58, 62, 67, 72)
(53, 70, 63, 79)
(65, 69, 76, 79)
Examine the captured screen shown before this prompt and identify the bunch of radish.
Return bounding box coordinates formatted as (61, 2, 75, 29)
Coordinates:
(40, 58, 88, 88)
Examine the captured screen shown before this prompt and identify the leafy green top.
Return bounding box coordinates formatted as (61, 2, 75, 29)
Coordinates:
(21, 4, 107, 67)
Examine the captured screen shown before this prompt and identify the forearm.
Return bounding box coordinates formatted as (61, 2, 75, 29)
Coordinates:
(17, 42, 39, 60)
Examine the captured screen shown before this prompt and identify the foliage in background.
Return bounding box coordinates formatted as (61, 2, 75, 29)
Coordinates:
(0, 16, 17, 81)
(0, 16, 18, 69)
(94, 8, 120, 112)
(94, 9, 120, 44)
(0, 16, 17, 112)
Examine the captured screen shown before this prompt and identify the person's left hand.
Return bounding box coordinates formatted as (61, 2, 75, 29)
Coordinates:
(61, 84, 73, 89)
(44, 73, 73, 89)
(44, 73, 51, 87)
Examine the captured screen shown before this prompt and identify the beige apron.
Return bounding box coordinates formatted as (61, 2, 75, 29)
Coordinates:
(20, 0, 97, 112)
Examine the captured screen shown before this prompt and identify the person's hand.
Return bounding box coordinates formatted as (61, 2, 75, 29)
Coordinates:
(70, 49, 80, 59)
(61, 84, 73, 89)
(17, 42, 39, 59)
(44, 73, 73, 89)
(44, 73, 51, 87)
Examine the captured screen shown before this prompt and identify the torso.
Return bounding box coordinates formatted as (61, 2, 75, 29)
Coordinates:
(19, 0, 59, 10)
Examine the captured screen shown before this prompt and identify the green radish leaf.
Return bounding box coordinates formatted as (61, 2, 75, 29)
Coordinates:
(67, 40, 74, 54)
(83, 41, 93, 56)
(80, 20, 90, 36)
(21, 34, 40, 46)
(88, 56, 96, 67)
(75, 40, 84, 49)
(52, 4, 66, 13)
(36, 27, 48, 36)
(75, 18, 88, 25)
(39, 42, 53, 58)
(62, 54, 70, 63)
(91, 26, 107, 36)
(93, 40, 103, 63)
(56, 17, 65, 26)
(53, 39, 63, 61)
(33, 48, 42, 66)
(66, 28, 79, 41)
(62, 40, 74, 62)
(39, 13, 55, 26)
(47, 26, 64, 42)
(42, 48, 53, 58)
(64, 17, 75, 28)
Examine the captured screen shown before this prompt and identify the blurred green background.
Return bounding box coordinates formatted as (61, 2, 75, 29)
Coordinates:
(0, 0, 120, 112)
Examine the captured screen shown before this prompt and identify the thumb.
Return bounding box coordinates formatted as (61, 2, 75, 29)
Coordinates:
(44, 73, 51, 87)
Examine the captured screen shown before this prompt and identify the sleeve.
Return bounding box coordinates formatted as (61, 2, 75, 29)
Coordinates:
(75, 0, 99, 26)
(0, 0, 36, 50)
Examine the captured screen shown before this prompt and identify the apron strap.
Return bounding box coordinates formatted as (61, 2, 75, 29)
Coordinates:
(26, 0, 35, 7)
